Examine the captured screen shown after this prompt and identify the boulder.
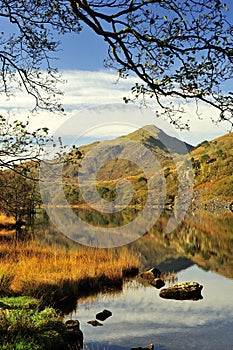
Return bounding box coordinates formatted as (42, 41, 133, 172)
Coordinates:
(65, 320, 80, 330)
(65, 320, 83, 349)
(159, 282, 203, 300)
(140, 267, 161, 280)
(96, 309, 112, 321)
(150, 278, 165, 289)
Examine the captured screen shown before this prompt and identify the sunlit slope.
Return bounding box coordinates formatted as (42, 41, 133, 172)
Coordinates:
(63, 126, 232, 205)
(62, 125, 193, 206)
(190, 132, 233, 201)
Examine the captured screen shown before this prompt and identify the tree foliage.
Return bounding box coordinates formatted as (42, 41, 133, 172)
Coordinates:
(0, 116, 50, 224)
(69, 0, 233, 127)
(0, 0, 81, 111)
(0, 115, 51, 172)
(0, 168, 39, 224)
(0, 0, 232, 124)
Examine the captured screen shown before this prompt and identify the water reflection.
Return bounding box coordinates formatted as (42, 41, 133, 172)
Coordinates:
(56, 206, 233, 349)
(32, 206, 233, 278)
(129, 208, 233, 279)
(44, 205, 163, 247)
(66, 265, 233, 350)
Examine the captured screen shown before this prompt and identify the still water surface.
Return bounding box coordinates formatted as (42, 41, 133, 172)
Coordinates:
(30, 207, 233, 349)
(67, 265, 233, 350)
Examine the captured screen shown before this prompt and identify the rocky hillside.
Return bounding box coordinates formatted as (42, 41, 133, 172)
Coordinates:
(189, 133, 233, 202)
(62, 125, 232, 207)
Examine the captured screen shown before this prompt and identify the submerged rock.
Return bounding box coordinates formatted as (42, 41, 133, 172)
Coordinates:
(150, 278, 165, 289)
(87, 320, 103, 327)
(96, 309, 112, 321)
(65, 319, 83, 349)
(159, 282, 203, 300)
(140, 267, 161, 279)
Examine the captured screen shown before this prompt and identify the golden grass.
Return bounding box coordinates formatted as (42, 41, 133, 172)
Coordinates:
(0, 213, 15, 226)
(0, 239, 139, 293)
(0, 228, 16, 236)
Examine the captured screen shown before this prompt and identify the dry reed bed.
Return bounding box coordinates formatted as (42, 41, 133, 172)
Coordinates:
(0, 239, 139, 295)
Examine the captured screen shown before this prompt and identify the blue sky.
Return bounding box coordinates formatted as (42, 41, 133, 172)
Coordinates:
(1, 1, 233, 146)
(55, 0, 233, 72)
(55, 26, 108, 71)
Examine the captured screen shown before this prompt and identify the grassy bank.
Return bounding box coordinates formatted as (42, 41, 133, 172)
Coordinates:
(0, 295, 72, 350)
(0, 239, 139, 349)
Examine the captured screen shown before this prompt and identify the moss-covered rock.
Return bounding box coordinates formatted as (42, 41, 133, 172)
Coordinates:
(159, 281, 203, 300)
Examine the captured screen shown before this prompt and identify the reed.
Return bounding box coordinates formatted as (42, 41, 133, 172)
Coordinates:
(0, 239, 139, 300)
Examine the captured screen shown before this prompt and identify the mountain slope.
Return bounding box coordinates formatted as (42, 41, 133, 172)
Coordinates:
(62, 126, 232, 207)
(62, 125, 194, 206)
(76, 124, 193, 180)
(189, 132, 233, 202)
(118, 124, 194, 154)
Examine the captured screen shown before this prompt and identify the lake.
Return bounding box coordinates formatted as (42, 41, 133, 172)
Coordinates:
(22, 205, 232, 349)
(65, 264, 233, 350)
(60, 207, 233, 350)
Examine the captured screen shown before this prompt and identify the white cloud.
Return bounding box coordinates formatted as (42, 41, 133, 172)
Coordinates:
(1, 70, 231, 146)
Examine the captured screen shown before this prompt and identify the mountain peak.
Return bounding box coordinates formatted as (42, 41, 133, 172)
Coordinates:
(118, 124, 193, 154)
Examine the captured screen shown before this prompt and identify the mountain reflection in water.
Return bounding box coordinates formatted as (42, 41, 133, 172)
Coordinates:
(32, 206, 233, 279)
(58, 206, 232, 279)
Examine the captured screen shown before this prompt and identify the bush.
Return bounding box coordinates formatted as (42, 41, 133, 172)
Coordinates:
(196, 140, 210, 148)
(98, 186, 110, 197)
(0, 299, 67, 350)
(137, 176, 147, 183)
(200, 154, 210, 164)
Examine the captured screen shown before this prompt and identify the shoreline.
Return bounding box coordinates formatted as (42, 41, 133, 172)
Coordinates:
(0, 267, 138, 350)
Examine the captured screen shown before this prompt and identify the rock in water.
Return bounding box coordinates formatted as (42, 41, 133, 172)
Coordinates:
(65, 320, 80, 330)
(150, 278, 165, 289)
(96, 309, 112, 321)
(140, 267, 161, 279)
(65, 320, 83, 349)
(131, 344, 154, 350)
(159, 282, 203, 300)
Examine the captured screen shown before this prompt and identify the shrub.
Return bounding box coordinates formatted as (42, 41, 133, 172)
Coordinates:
(0, 303, 67, 350)
(200, 154, 210, 164)
(137, 176, 147, 183)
